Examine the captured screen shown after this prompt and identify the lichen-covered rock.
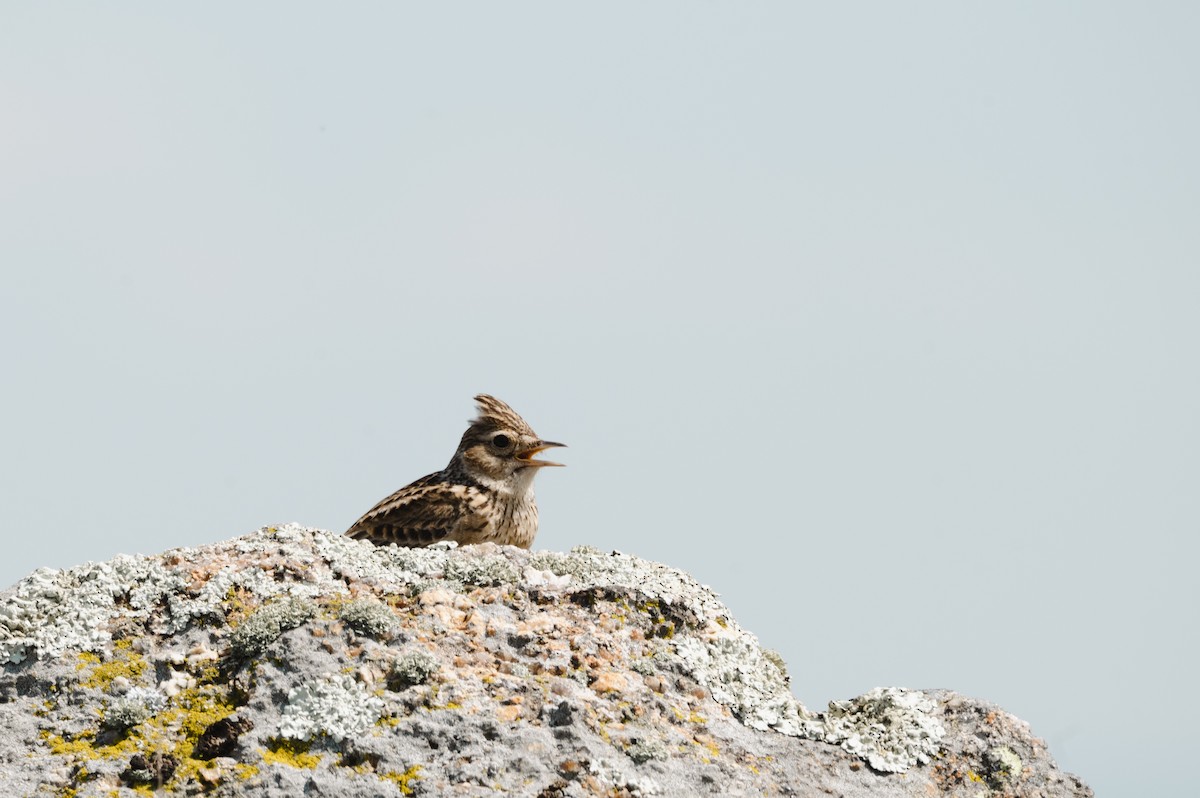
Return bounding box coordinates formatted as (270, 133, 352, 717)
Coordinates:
(278, 673, 385, 743)
(0, 524, 1093, 797)
(103, 686, 168, 730)
(337, 598, 400, 638)
(228, 597, 317, 660)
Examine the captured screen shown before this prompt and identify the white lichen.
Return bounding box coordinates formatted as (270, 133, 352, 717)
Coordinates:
(0, 524, 345, 664)
(0, 556, 180, 664)
(278, 673, 385, 743)
(588, 758, 662, 796)
(522, 566, 572, 588)
(985, 745, 1024, 787)
(820, 686, 946, 773)
(104, 687, 168, 729)
(674, 635, 818, 737)
(525, 546, 730, 630)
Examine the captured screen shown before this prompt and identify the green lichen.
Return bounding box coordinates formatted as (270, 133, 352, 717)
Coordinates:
(669, 705, 707, 725)
(389, 650, 440, 690)
(625, 738, 669, 764)
(630, 657, 656, 676)
(527, 546, 612, 581)
(442, 554, 519, 587)
(338, 598, 400, 637)
(228, 597, 317, 659)
(42, 729, 99, 757)
(695, 735, 720, 760)
(174, 690, 238, 756)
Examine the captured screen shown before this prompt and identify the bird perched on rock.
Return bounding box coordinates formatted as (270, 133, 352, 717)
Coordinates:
(345, 395, 565, 548)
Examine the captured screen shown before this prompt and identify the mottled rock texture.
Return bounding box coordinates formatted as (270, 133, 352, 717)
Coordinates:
(0, 525, 1092, 797)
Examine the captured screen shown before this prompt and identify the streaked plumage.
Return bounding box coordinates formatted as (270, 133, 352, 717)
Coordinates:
(345, 395, 564, 548)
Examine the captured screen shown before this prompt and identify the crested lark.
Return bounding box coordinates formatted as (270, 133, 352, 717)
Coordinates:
(345, 395, 565, 548)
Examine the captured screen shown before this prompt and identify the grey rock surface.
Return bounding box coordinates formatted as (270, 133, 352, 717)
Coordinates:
(0, 525, 1092, 797)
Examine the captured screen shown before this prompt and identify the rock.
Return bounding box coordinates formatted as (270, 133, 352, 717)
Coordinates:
(193, 715, 254, 760)
(0, 524, 1093, 796)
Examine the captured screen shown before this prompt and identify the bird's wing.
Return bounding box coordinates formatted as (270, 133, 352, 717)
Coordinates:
(345, 473, 492, 547)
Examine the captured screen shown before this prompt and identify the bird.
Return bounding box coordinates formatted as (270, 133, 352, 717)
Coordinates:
(345, 394, 565, 548)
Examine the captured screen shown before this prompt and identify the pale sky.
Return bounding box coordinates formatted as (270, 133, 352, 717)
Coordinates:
(2, 4, 1197, 795)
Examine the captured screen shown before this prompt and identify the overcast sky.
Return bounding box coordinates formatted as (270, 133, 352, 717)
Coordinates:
(2, 4, 1197, 794)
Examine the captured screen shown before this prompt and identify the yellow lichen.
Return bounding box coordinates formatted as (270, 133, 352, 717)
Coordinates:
(77, 639, 148, 691)
(421, 683, 462, 711)
(223, 585, 256, 626)
(43, 730, 101, 757)
(261, 738, 322, 769)
(636, 600, 676, 638)
(43, 669, 242, 793)
(379, 765, 422, 795)
(669, 705, 705, 724)
(425, 701, 463, 711)
(176, 693, 235, 752)
(43, 728, 147, 795)
(235, 762, 260, 780)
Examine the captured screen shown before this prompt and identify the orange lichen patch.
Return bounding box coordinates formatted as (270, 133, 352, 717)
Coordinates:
(590, 671, 629, 694)
(463, 611, 488, 637)
(594, 645, 619, 664)
(426, 604, 466, 628)
(474, 587, 503, 604)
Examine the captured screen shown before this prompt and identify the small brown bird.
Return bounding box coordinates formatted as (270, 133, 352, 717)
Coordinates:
(345, 395, 565, 548)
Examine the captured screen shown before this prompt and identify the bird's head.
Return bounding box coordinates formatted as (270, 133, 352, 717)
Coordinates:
(455, 394, 566, 488)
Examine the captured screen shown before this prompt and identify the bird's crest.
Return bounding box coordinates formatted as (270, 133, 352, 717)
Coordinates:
(469, 394, 537, 438)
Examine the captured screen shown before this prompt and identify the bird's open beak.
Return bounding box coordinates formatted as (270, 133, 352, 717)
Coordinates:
(515, 440, 567, 468)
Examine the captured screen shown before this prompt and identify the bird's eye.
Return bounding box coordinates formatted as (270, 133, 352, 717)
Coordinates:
(492, 434, 511, 449)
